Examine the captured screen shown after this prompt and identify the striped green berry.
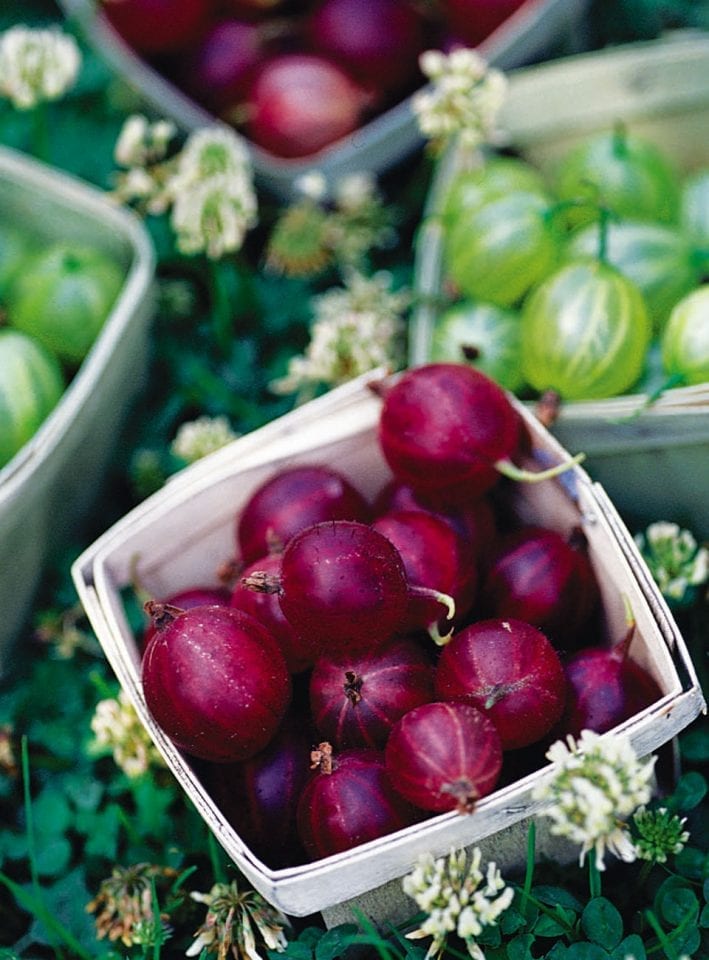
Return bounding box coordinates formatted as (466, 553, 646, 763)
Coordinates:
(520, 259, 651, 401)
(0, 329, 64, 469)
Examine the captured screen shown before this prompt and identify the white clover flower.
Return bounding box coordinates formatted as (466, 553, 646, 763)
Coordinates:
(0, 24, 81, 109)
(114, 113, 176, 168)
(533, 729, 656, 872)
(412, 46, 507, 152)
(171, 415, 238, 464)
(112, 115, 177, 212)
(270, 271, 408, 395)
(635, 521, 709, 605)
(165, 126, 257, 259)
(403, 847, 513, 960)
(90, 690, 165, 779)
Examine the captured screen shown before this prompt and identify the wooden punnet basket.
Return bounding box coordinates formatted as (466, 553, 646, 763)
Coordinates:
(0, 146, 155, 673)
(410, 33, 709, 538)
(72, 369, 705, 925)
(59, 0, 590, 198)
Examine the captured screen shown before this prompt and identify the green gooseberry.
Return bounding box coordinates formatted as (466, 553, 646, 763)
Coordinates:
(661, 285, 709, 386)
(0, 329, 65, 469)
(7, 242, 124, 364)
(430, 299, 525, 393)
(520, 258, 651, 401)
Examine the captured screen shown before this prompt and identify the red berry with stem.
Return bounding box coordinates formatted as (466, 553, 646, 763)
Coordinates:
(309, 637, 435, 749)
(141, 586, 230, 652)
(142, 603, 291, 762)
(559, 607, 662, 737)
(385, 701, 503, 813)
(481, 525, 600, 650)
(296, 743, 422, 859)
(377, 364, 583, 504)
(242, 520, 411, 657)
(434, 618, 567, 750)
(372, 509, 477, 638)
(237, 463, 370, 564)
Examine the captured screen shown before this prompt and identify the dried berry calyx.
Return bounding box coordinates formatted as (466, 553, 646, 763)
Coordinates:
(143, 600, 185, 630)
(310, 741, 334, 774)
(440, 777, 480, 815)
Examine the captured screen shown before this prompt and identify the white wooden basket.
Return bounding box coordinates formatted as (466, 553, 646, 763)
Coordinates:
(410, 32, 709, 538)
(0, 146, 155, 673)
(59, 0, 590, 198)
(72, 369, 705, 923)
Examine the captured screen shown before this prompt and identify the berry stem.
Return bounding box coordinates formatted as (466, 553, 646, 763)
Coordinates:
(494, 452, 585, 484)
(408, 585, 456, 645)
(607, 372, 687, 425)
(612, 595, 637, 663)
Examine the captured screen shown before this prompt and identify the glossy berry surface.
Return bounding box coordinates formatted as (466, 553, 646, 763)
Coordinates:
(374, 480, 497, 563)
(142, 605, 291, 762)
(372, 509, 477, 633)
(141, 586, 230, 651)
(278, 520, 409, 657)
(305, 0, 424, 93)
(237, 463, 370, 564)
(296, 746, 420, 859)
(377, 363, 523, 503)
(434, 618, 567, 750)
(560, 643, 662, 737)
(180, 19, 266, 111)
(309, 637, 434, 749)
(206, 718, 311, 866)
(481, 525, 599, 650)
(245, 54, 369, 158)
(385, 701, 503, 813)
(231, 552, 319, 673)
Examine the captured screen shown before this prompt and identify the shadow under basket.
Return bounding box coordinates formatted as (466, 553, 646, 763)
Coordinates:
(71, 370, 705, 923)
